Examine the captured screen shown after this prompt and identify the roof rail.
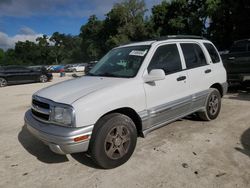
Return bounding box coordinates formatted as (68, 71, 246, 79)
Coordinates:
(155, 35, 206, 41)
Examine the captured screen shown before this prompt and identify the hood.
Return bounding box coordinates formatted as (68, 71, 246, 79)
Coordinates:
(35, 76, 127, 104)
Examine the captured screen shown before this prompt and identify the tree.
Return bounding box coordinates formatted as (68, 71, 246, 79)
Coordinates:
(207, 0, 250, 50)
(0, 48, 4, 65)
(2, 49, 19, 65)
(104, 0, 148, 49)
(80, 15, 104, 60)
(49, 32, 66, 64)
(151, 0, 208, 36)
(36, 35, 50, 65)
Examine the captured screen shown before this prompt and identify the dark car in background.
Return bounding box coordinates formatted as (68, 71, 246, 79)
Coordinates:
(0, 66, 53, 87)
(85, 61, 98, 74)
(221, 39, 250, 87)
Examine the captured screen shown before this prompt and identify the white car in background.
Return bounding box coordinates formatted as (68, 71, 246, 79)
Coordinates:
(25, 35, 227, 169)
(68, 64, 85, 72)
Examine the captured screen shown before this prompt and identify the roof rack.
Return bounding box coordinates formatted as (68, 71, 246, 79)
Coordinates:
(155, 35, 206, 41)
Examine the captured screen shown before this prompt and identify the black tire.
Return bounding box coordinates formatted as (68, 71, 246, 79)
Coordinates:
(39, 75, 48, 83)
(89, 113, 137, 169)
(0, 77, 7, 87)
(198, 88, 221, 121)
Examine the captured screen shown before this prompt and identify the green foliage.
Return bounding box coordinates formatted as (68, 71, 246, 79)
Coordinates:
(0, 0, 249, 66)
(80, 0, 149, 60)
(0, 48, 4, 63)
(80, 15, 105, 61)
(208, 0, 250, 49)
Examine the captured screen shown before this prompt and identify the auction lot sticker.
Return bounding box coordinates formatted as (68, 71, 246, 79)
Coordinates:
(129, 50, 148, 56)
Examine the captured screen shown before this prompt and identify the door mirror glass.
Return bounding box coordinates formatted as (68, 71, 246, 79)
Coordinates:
(143, 69, 165, 83)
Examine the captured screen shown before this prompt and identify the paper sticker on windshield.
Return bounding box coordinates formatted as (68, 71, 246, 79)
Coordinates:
(129, 50, 148, 57)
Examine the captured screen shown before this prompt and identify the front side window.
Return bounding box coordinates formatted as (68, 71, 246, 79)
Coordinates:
(181, 43, 207, 69)
(89, 45, 150, 78)
(204, 43, 220, 63)
(148, 44, 182, 75)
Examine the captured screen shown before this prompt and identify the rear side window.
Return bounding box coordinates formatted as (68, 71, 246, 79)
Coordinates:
(181, 43, 207, 69)
(204, 43, 220, 63)
(148, 44, 182, 75)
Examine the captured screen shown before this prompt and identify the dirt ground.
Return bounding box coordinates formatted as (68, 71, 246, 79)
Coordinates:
(0, 74, 249, 188)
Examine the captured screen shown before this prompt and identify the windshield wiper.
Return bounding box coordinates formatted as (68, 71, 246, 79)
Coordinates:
(93, 72, 119, 77)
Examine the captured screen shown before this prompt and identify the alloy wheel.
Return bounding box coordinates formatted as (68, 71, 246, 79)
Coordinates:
(104, 125, 131, 160)
(208, 94, 219, 115)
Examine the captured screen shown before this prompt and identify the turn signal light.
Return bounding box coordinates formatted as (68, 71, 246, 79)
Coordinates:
(74, 135, 89, 142)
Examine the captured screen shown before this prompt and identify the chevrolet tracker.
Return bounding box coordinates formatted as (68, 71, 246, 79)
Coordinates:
(25, 35, 227, 169)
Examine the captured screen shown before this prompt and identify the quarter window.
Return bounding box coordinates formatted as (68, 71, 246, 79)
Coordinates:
(181, 43, 207, 69)
(148, 44, 182, 75)
(204, 43, 220, 63)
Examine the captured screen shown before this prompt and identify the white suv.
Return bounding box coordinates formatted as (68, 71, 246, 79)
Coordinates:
(25, 36, 227, 169)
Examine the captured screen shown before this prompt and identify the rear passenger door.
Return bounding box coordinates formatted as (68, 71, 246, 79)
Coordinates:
(180, 43, 213, 109)
(143, 43, 191, 130)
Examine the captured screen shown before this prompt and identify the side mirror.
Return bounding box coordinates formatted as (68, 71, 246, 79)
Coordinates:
(143, 69, 165, 83)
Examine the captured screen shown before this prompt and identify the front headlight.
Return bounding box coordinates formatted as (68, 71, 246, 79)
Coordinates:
(51, 106, 74, 126)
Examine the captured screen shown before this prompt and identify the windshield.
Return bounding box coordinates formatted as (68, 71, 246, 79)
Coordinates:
(89, 45, 150, 78)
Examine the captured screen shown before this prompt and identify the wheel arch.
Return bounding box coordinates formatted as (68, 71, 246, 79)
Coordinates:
(96, 107, 143, 137)
(210, 83, 223, 97)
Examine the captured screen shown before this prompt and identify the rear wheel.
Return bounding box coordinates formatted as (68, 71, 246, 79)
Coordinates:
(0, 78, 7, 87)
(39, 75, 48, 83)
(198, 88, 221, 121)
(89, 113, 137, 169)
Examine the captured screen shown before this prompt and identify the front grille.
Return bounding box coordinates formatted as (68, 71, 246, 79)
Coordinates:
(31, 97, 50, 121)
(31, 109, 49, 121)
(32, 99, 50, 109)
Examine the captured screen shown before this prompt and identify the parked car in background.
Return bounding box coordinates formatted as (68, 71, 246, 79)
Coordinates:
(25, 35, 227, 169)
(0, 66, 52, 87)
(64, 64, 74, 72)
(48, 65, 64, 73)
(85, 61, 98, 74)
(221, 39, 250, 87)
(66, 64, 86, 72)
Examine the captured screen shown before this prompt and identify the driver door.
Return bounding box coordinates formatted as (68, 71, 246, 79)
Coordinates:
(143, 43, 191, 130)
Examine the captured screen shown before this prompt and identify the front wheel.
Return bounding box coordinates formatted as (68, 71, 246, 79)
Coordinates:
(0, 77, 7, 87)
(198, 88, 221, 121)
(39, 75, 48, 83)
(89, 113, 137, 169)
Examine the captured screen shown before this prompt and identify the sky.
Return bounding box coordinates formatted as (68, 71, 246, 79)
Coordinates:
(0, 0, 162, 50)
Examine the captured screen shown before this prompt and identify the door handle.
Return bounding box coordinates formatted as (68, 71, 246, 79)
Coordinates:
(205, 69, 211, 74)
(177, 76, 186, 81)
(228, 57, 235, 60)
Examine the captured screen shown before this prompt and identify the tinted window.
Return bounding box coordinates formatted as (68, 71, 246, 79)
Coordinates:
(230, 41, 247, 52)
(181, 43, 207, 69)
(204, 43, 220, 63)
(148, 44, 182, 75)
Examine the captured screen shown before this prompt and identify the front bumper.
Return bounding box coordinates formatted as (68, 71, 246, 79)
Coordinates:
(24, 110, 93, 155)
